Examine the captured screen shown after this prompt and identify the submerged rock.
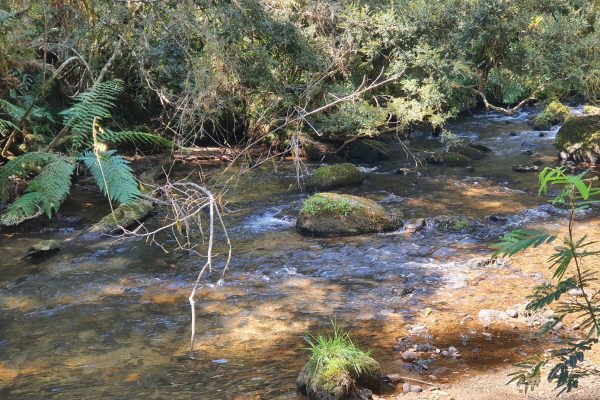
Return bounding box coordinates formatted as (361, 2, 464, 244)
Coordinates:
(426, 152, 471, 167)
(308, 163, 363, 191)
(468, 143, 492, 153)
(555, 114, 600, 164)
(532, 100, 570, 131)
(348, 140, 390, 163)
(25, 239, 61, 258)
(88, 200, 154, 235)
(512, 165, 539, 173)
(453, 145, 487, 160)
(430, 215, 474, 233)
(296, 193, 401, 236)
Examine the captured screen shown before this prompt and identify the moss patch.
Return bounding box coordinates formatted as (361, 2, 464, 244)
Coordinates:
(433, 215, 473, 232)
(308, 163, 363, 191)
(583, 105, 600, 116)
(297, 193, 401, 236)
(533, 100, 570, 130)
(555, 115, 600, 163)
(348, 139, 390, 163)
(427, 152, 471, 167)
(89, 199, 154, 234)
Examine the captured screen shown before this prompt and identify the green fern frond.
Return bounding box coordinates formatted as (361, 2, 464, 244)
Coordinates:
(80, 150, 140, 204)
(0, 118, 18, 136)
(493, 229, 557, 257)
(0, 152, 64, 205)
(0, 99, 26, 121)
(99, 128, 175, 150)
(60, 80, 124, 150)
(0, 155, 75, 225)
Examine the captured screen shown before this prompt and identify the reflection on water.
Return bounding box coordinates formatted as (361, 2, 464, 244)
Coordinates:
(1, 109, 598, 399)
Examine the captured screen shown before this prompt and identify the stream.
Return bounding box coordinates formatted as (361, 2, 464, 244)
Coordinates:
(1, 108, 598, 399)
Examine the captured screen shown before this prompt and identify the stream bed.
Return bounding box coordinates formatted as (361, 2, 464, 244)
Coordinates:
(1, 108, 598, 399)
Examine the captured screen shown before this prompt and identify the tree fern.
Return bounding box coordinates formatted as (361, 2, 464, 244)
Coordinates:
(0, 153, 75, 225)
(99, 128, 175, 150)
(0, 152, 64, 204)
(60, 79, 124, 150)
(80, 150, 140, 204)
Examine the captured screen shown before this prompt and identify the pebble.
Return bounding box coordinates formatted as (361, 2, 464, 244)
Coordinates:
(402, 383, 423, 393)
(211, 358, 229, 364)
(401, 350, 420, 362)
(505, 308, 518, 318)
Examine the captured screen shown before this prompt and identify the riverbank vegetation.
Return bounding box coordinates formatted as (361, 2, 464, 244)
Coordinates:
(1, 1, 600, 399)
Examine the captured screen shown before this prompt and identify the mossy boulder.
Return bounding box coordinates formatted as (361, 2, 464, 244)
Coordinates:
(583, 105, 600, 116)
(431, 215, 475, 233)
(533, 100, 570, 131)
(348, 140, 390, 163)
(453, 145, 487, 160)
(297, 193, 401, 236)
(308, 163, 363, 191)
(26, 239, 61, 258)
(555, 115, 600, 164)
(426, 152, 471, 167)
(89, 199, 154, 235)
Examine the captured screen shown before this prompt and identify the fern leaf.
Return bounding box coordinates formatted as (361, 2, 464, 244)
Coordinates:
(493, 229, 557, 257)
(0, 152, 63, 205)
(80, 150, 140, 204)
(60, 80, 124, 150)
(99, 128, 175, 150)
(0, 155, 75, 225)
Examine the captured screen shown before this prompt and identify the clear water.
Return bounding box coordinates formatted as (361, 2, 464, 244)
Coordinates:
(0, 109, 594, 399)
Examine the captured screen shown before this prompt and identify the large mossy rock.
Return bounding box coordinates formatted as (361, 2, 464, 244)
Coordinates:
(426, 152, 471, 167)
(308, 163, 363, 191)
(88, 199, 154, 235)
(453, 145, 487, 160)
(348, 140, 390, 163)
(555, 115, 600, 163)
(533, 100, 570, 131)
(583, 105, 600, 116)
(297, 193, 401, 236)
(297, 356, 381, 400)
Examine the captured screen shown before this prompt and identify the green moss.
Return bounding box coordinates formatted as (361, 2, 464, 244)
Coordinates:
(297, 193, 402, 236)
(427, 152, 471, 167)
(89, 199, 154, 234)
(533, 100, 569, 130)
(301, 193, 360, 216)
(348, 139, 390, 163)
(434, 215, 472, 232)
(583, 105, 600, 115)
(453, 145, 486, 160)
(555, 115, 600, 151)
(308, 163, 363, 190)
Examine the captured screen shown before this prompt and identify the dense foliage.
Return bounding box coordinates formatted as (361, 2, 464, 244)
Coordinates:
(0, 0, 598, 152)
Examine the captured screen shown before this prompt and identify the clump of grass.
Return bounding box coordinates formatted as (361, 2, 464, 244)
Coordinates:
(301, 193, 359, 216)
(304, 323, 380, 396)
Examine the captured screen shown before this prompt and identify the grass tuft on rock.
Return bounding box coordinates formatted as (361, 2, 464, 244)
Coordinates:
(301, 324, 381, 398)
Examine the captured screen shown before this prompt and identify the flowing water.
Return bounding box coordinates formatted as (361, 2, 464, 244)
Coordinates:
(1, 109, 599, 399)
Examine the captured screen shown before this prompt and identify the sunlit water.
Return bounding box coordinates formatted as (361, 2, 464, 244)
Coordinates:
(1, 109, 598, 399)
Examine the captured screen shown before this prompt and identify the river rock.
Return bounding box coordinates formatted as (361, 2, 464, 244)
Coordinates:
(401, 350, 421, 362)
(426, 152, 471, 167)
(25, 239, 61, 258)
(555, 114, 600, 164)
(583, 105, 600, 115)
(454, 145, 487, 160)
(469, 143, 492, 153)
(512, 165, 539, 173)
(297, 193, 401, 236)
(533, 100, 570, 130)
(348, 139, 391, 163)
(88, 199, 154, 235)
(296, 356, 381, 400)
(478, 309, 510, 325)
(431, 215, 475, 233)
(308, 163, 363, 191)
